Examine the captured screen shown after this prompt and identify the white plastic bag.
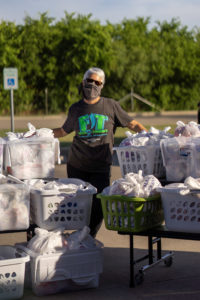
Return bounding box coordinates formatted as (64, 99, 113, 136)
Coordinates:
(27, 227, 67, 254)
(174, 121, 200, 137)
(184, 176, 200, 190)
(141, 175, 162, 197)
(66, 226, 95, 250)
(0, 184, 29, 230)
(103, 171, 161, 197)
(156, 176, 200, 196)
(119, 126, 172, 147)
(108, 178, 138, 196)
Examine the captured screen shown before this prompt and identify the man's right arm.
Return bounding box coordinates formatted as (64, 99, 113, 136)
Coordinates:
(53, 128, 67, 138)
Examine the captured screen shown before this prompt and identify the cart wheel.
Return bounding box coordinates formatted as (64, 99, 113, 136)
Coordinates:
(164, 256, 173, 267)
(135, 271, 144, 285)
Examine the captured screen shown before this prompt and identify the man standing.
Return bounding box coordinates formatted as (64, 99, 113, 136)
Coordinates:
(53, 67, 147, 237)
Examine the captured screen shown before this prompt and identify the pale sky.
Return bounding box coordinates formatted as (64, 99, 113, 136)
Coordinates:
(0, 0, 199, 30)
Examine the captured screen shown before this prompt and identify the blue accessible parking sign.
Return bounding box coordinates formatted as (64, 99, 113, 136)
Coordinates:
(3, 68, 18, 90)
(3, 67, 18, 132)
(7, 78, 15, 87)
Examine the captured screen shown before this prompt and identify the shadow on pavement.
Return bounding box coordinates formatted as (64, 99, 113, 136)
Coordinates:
(22, 247, 200, 300)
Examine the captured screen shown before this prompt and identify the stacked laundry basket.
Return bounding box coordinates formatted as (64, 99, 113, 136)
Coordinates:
(0, 127, 103, 298)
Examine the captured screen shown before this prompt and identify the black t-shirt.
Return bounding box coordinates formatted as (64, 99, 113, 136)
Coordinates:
(62, 97, 134, 172)
(198, 108, 200, 124)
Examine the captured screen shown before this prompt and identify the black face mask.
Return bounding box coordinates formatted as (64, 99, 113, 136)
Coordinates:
(82, 82, 102, 101)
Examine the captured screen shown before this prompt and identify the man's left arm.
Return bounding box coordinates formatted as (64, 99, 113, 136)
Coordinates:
(127, 120, 148, 133)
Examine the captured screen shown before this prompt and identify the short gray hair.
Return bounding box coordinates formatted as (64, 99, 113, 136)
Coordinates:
(83, 67, 105, 85)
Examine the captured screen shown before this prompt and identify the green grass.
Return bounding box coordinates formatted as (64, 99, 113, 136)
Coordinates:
(0, 124, 176, 147)
(0, 129, 25, 137)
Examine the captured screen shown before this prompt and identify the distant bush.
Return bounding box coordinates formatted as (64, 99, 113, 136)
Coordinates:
(0, 13, 200, 114)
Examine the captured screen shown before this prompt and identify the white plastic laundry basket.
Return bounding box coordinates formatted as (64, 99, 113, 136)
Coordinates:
(0, 138, 5, 175)
(160, 136, 200, 182)
(0, 245, 29, 299)
(0, 183, 30, 231)
(114, 144, 165, 178)
(4, 137, 58, 179)
(17, 241, 103, 296)
(30, 178, 97, 230)
(160, 188, 200, 232)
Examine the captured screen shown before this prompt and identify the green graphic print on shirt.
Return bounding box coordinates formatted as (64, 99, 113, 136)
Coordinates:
(78, 113, 108, 138)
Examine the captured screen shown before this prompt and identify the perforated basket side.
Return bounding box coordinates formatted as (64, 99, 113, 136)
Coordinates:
(98, 194, 164, 232)
(0, 246, 29, 299)
(114, 145, 165, 178)
(19, 243, 103, 296)
(161, 191, 200, 233)
(0, 263, 26, 299)
(30, 192, 93, 230)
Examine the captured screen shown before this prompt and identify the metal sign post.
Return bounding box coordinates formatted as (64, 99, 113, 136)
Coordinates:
(10, 89, 14, 132)
(3, 68, 18, 132)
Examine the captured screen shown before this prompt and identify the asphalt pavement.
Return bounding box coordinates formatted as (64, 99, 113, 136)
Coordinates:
(1, 164, 200, 300)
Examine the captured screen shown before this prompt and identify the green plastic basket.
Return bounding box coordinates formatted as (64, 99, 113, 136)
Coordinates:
(97, 193, 164, 232)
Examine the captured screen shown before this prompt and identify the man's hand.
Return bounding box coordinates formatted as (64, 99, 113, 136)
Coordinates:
(53, 128, 67, 138)
(127, 120, 148, 133)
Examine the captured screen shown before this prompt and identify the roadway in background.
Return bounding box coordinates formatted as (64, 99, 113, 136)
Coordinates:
(0, 111, 198, 130)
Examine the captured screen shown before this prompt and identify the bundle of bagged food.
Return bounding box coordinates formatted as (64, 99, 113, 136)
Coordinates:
(100, 121, 200, 236)
(115, 121, 200, 183)
(0, 174, 30, 300)
(97, 171, 164, 232)
(17, 225, 103, 297)
(0, 125, 103, 299)
(98, 170, 200, 236)
(114, 126, 173, 179)
(160, 121, 200, 182)
(3, 122, 60, 179)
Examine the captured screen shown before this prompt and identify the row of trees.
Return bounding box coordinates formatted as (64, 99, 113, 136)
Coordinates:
(0, 12, 200, 114)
